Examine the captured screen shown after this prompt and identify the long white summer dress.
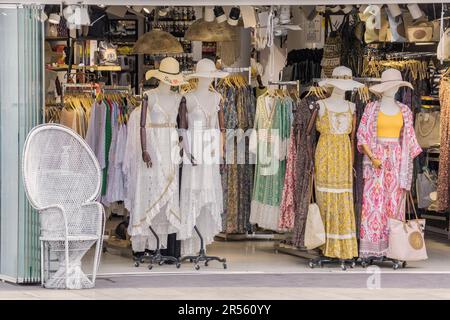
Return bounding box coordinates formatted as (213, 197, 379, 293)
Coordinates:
(124, 89, 183, 252)
(180, 91, 223, 254)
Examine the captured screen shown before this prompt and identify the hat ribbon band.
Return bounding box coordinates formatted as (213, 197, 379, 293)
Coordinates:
(159, 69, 181, 76)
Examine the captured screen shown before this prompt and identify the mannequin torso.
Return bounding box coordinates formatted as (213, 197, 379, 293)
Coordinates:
(318, 87, 355, 117)
(184, 78, 220, 123)
(146, 82, 182, 114)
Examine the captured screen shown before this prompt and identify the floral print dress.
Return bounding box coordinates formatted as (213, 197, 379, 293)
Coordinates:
(314, 100, 358, 259)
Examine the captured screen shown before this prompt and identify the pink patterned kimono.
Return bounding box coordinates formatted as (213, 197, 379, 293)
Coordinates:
(357, 101, 422, 258)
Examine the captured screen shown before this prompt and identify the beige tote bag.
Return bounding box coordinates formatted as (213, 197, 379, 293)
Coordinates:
(387, 191, 428, 262)
(304, 171, 326, 250)
(415, 111, 440, 148)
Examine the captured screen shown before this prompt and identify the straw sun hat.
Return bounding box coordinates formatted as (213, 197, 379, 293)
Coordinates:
(186, 58, 229, 79)
(145, 57, 188, 86)
(369, 68, 414, 94)
(319, 66, 364, 91)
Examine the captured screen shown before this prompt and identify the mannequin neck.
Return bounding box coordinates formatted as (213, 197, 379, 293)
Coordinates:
(380, 87, 401, 114)
(197, 78, 212, 92)
(157, 82, 172, 95)
(329, 88, 346, 100)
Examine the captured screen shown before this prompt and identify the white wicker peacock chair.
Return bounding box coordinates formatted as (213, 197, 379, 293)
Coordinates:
(22, 124, 105, 289)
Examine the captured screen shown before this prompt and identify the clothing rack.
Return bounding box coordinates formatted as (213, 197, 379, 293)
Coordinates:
(222, 67, 252, 85)
(268, 80, 300, 94)
(384, 52, 437, 60)
(311, 77, 382, 84)
(102, 85, 132, 94)
(62, 83, 96, 102)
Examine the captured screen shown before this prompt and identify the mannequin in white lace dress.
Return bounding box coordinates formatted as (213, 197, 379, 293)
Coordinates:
(124, 58, 189, 253)
(179, 59, 228, 255)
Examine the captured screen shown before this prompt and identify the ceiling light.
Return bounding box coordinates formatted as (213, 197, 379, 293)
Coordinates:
(48, 13, 61, 24)
(228, 6, 240, 26)
(214, 6, 226, 24)
(158, 6, 170, 17)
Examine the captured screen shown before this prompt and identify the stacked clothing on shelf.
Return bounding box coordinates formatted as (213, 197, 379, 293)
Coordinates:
(217, 75, 256, 234)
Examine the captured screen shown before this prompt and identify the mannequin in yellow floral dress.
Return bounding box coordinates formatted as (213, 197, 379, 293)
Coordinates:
(309, 66, 363, 269)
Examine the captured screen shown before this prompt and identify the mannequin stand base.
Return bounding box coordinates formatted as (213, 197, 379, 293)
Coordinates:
(181, 226, 227, 270)
(308, 257, 356, 271)
(360, 256, 406, 270)
(133, 226, 180, 270)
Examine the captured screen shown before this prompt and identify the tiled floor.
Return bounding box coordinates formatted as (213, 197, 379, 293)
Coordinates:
(93, 235, 450, 275)
(0, 235, 449, 300)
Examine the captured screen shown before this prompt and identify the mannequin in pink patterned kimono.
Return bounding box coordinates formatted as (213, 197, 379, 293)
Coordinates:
(357, 69, 422, 258)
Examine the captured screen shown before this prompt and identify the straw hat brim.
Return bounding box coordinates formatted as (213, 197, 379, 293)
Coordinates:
(133, 30, 183, 55)
(185, 19, 235, 42)
(186, 70, 229, 79)
(369, 81, 414, 94)
(145, 70, 188, 86)
(319, 79, 365, 91)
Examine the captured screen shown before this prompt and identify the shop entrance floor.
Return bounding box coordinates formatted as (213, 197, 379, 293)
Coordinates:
(90, 234, 450, 276)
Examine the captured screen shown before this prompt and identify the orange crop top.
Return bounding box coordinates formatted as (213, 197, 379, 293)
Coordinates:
(377, 111, 403, 138)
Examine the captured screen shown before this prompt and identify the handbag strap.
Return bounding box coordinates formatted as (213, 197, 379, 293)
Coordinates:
(417, 112, 437, 137)
(406, 190, 419, 221)
(309, 167, 316, 204)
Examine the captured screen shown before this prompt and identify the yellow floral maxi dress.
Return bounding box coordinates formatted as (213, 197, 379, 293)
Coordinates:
(315, 101, 358, 259)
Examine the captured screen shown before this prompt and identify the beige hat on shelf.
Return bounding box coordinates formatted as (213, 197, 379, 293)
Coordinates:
(186, 58, 229, 79)
(145, 57, 188, 86)
(369, 68, 414, 94)
(319, 66, 364, 91)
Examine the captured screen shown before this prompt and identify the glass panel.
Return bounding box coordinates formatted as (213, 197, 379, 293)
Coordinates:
(0, 5, 43, 283)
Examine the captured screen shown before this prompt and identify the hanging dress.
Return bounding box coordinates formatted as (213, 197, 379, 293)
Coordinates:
(249, 95, 292, 231)
(124, 90, 183, 252)
(315, 100, 358, 259)
(180, 92, 223, 254)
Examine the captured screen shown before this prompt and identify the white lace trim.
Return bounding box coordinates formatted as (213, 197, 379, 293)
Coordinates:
(326, 232, 357, 240)
(316, 187, 353, 193)
(249, 200, 281, 231)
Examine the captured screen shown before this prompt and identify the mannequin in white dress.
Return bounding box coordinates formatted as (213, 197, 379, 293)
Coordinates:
(178, 58, 228, 269)
(124, 58, 189, 264)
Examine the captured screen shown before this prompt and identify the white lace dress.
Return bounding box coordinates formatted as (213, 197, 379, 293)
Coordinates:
(124, 90, 183, 252)
(180, 92, 223, 254)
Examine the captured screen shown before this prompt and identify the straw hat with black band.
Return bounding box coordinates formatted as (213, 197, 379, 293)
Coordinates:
(145, 57, 188, 86)
(319, 66, 364, 91)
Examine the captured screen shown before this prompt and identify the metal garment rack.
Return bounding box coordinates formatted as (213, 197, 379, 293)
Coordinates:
(101, 85, 133, 95)
(268, 80, 300, 94)
(223, 67, 252, 84)
(61, 83, 96, 103)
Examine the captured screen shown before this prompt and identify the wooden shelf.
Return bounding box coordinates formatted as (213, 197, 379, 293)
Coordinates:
(47, 65, 122, 72)
(45, 36, 68, 41)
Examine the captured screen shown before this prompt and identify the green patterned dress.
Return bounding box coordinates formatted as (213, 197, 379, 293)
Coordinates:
(249, 95, 293, 231)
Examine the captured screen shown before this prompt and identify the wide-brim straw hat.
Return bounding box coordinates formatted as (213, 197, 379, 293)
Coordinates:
(185, 19, 235, 42)
(369, 68, 414, 94)
(186, 58, 229, 79)
(145, 57, 187, 86)
(133, 29, 183, 55)
(319, 66, 364, 91)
